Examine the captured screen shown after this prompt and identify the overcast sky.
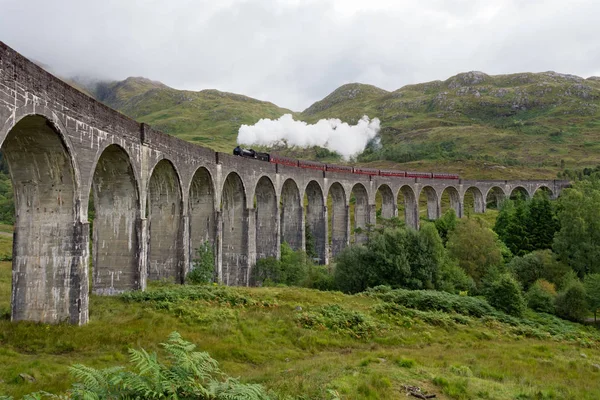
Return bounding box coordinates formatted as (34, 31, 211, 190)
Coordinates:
(1, 0, 599, 111)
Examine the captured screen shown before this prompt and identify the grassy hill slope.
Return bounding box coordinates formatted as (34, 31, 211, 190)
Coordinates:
(88, 77, 293, 151)
(1, 260, 600, 399)
(84, 71, 600, 179)
(300, 72, 600, 178)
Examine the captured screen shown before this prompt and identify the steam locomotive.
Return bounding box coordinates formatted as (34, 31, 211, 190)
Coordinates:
(232, 146, 459, 180)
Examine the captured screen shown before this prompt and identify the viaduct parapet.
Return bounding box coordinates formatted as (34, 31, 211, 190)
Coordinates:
(0, 42, 570, 324)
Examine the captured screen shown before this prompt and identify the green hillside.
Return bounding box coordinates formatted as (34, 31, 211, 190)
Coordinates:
(86, 71, 600, 179)
(300, 72, 600, 179)
(89, 77, 293, 151)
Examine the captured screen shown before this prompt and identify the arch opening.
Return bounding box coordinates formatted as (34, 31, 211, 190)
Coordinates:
(486, 186, 506, 209)
(463, 187, 485, 215)
(510, 186, 530, 201)
(91, 144, 140, 295)
(440, 186, 461, 217)
(147, 160, 183, 283)
(280, 179, 302, 251)
(189, 167, 216, 274)
(221, 172, 248, 285)
(351, 183, 369, 244)
(376, 184, 395, 222)
(328, 182, 348, 258)
(304, 181, 326, 264)
(255, 176, 278, 261)
(419, 186, 440, 221)
(397, 185, 418, 229)
(3, 115, 82, 323)
(534, 185, 553, 199)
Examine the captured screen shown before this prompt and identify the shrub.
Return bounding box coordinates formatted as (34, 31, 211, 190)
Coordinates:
(305, 264, 335, 291)
(508, 250, 570, 290)
(526, 279, 556, 314)
(333, 245, 372, 293)
(447, 218, 503, 288)
(186, 241, 215, 284)
(366, 287, 496, 318)
(295, 304, 376, 339)
(437, 259, 475, 294)
(485, 274, 526, 317)
(555, 281, 588, 322)
(334, 224, 446, 293)
(251, 243, 314, 287)
(252, 256, 282, 286)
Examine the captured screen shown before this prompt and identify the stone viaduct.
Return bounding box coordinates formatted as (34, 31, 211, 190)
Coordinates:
(0, 42, 569, 325)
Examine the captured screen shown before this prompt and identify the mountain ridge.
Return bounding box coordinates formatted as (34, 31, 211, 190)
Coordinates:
(67, 70, 600, 179)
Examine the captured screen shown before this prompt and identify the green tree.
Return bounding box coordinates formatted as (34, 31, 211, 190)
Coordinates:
(553, 179, 600, 277)
(252, 243, 312, 287)
(526, 279, 556, 314)
(434, 209, 458, 245)
(526, 192, 559, 250)
(186, 241, 215, 285)
(508, 250, 571, 291)
(447, 218, 503, 288)
(555, 281, 588, 322)
(494, 195, 559, 257)
(493, 199, 514, 241)
(333, 245, 373, 293)
(486, 273, 526, 317)
(505, 198, 531, 256)
(333, 224, 447, 293)
(584, 273, 600, 322)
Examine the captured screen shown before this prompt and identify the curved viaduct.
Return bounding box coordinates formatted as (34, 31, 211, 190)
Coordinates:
(0, 42, 569, 325)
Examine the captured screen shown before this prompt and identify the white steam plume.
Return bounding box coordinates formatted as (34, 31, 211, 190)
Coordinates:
(237, 114, 380, 160)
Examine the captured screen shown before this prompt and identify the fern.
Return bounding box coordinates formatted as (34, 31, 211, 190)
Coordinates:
(62, 332, 272, 400)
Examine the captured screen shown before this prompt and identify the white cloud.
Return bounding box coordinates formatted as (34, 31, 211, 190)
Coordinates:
(0, 0, 598, 110)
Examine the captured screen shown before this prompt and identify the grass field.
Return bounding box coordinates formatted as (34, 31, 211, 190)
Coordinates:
(1, 257, 600, 398)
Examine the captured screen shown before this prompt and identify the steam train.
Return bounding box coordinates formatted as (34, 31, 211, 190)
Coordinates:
(233, 146, 459, 180)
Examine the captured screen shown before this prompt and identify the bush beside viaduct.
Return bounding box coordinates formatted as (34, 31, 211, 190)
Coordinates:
(0, 42, 569, 324)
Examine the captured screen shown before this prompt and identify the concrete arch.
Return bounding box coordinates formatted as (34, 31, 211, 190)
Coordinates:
(510, 186, 530, 200)
(147, 159, 184, 283)
(463, 186, 485, 214)
(255, 176, 278, 260)
(376, 184, 396, 220)
(533, 184, 553, 198)
(0, 108, 83, 196)
(280, 178, 303, 251)
(305, 180, 326, 264)
(398, 185, 419, 229)
(91, 144, 141, 295)
(221, 172, 248, 285)
(419, 185, 440, 220)
(440, 186, 461, 217)
(328, 182, 348, 258)
(87, 141, 141, 210)
(189, 166, 216, 267)
(2, 114, 86, 324)
(485, 186, 507, 209)
(351, 183, 370, 244)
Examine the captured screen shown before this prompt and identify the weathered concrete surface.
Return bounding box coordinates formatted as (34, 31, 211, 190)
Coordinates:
(352, 183, 369, 244)
(92, 144, 140, 294)
(280, 179, 303, 251)
(0, 41, 570, 324)
(255, 176, 278, 261)
(147, 160, 183, 283)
